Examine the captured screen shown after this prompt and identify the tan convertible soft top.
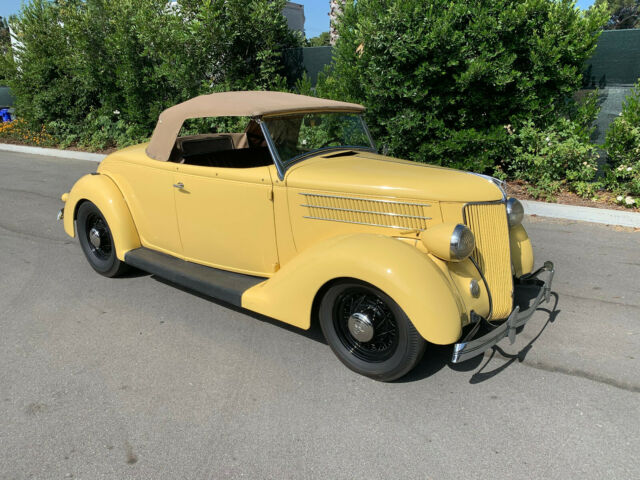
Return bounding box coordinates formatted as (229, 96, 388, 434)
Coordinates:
(146, 91, 366, 161)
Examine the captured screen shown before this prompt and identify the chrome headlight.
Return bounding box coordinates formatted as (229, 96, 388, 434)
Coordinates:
(420, 223, 475, 262)
(506, 198, 524, 227)
(450, 224, 475, 261)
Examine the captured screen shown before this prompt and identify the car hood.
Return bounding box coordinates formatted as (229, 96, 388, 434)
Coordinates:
(284, 150, 504, 203)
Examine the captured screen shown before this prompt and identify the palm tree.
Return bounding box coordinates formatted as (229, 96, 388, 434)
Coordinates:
(0, 17, 10, 55)
(329, 0, 345, 46)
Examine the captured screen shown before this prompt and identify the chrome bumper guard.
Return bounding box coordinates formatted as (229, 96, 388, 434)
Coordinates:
(451, 261, 555, 364)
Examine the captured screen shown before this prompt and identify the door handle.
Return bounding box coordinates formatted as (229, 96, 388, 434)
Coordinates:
(173, 182, 184, 189)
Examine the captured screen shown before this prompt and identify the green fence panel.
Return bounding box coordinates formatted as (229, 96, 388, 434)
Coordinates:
(0, 86, 13, 108)
(285, 46, 333, 86)
(584, 29, 640, 88)
(582, 30, 640, 145)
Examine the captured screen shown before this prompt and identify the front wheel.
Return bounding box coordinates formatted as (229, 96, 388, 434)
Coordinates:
(76, 201, 129, 277)
(319, 280, 426, 381)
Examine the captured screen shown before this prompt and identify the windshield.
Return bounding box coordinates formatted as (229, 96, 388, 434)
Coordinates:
(263, 113, 375, 165)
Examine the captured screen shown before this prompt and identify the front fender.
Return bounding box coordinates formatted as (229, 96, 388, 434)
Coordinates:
(63, 174, 140, 261)
(242, 234, 464, 345)
(510, 224, 534, 277)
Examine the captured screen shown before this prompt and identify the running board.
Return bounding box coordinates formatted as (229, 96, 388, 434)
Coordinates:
(124, 247, 266, 307)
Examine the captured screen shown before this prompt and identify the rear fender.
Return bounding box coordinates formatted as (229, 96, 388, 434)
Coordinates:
(63, 174, 140, 261)
(242, 234, 464, 345)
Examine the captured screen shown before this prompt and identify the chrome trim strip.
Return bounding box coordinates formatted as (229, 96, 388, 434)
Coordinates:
(303, 216, 426, 231)
(300, 192, 431, 208)
(300, 204, 431, 220)
(359, 115, 377, 151)
(467, 172, 507, 201)
(257, 118, 286, 181)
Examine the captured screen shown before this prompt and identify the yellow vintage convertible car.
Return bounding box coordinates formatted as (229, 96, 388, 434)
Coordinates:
(59, 91, 554, 381)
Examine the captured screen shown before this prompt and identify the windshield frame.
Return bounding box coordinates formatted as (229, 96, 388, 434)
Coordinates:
(258, 113, 377, 180)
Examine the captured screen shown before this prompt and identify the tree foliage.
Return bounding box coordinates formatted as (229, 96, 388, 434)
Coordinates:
(594, 0, 640, 30)
(318, 0, 608, 173)
(307, 31, 331, 47)
(1, 0, 301, 147)
(604, 80, 640, 200)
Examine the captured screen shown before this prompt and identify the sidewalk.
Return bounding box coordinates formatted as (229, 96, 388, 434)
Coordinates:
(0, 143, 106, 162)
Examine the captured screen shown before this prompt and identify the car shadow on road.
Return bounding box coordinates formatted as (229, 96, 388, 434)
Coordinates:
(466, 292, 560, 384)
(151, 275, 328, 344)
(398, 290, 560, 384)
(118, 266, 152, 278)
(150, 273, 560, 382)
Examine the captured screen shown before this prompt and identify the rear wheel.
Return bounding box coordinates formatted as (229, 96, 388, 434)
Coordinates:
(77, 201, 128, 277)
(319, 280, 426, 381)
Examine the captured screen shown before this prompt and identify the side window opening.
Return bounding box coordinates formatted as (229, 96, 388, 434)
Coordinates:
(170, 117, 272, 169)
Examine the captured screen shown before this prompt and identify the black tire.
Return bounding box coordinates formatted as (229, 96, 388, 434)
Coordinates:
(319, 280, 426, 381)
(76, 201, 129, 278)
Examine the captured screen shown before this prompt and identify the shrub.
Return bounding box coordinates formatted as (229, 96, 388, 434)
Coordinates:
(508, 117, 600, 200)
(47, 113, 149, 151)
(604, 80, 640, 205)
(1, 0, 300, 145)
(504, 91, 602, 199)
(318, 0, 608, 172)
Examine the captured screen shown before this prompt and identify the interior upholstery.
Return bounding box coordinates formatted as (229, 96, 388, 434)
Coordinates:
(170, 132, 273, 169)
(180, 135, 234, 156)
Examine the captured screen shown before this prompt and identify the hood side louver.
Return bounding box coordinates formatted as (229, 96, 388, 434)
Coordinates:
(300, 192, 432, 231)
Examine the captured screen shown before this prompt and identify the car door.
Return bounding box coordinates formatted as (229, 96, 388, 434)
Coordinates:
(102, 153, 183, 256)
(173, 164, 279, 276)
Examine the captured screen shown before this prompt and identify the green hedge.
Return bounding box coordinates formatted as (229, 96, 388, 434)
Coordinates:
(604, 80, 640, 206)
(1, 0, 301, 149)
(4, 0, 636, 205)
(315, 0, 608, 197)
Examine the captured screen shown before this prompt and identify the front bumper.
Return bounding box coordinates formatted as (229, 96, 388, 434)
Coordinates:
(451, 261, 555, 364)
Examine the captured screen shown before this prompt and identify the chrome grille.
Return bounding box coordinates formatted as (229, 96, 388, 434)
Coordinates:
(464, 202, 514, 319)
(300, 193, 432, 230)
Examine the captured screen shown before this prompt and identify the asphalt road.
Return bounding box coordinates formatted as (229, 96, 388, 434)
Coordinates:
(1, 151, 639, 480)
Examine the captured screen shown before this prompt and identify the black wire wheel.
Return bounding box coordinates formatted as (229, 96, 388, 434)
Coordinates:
(319, 280, 427, 381)
(76, 201, 128, 277)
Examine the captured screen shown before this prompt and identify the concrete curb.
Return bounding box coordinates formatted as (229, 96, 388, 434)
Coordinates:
(2, 142, 639, 228)
(522, 200, 640, 229)
(0, 143, 106, 162)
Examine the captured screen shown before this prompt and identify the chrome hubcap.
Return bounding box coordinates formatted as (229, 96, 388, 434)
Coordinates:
(348, 312, 375, 343)
(89, 227, 102, 248)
